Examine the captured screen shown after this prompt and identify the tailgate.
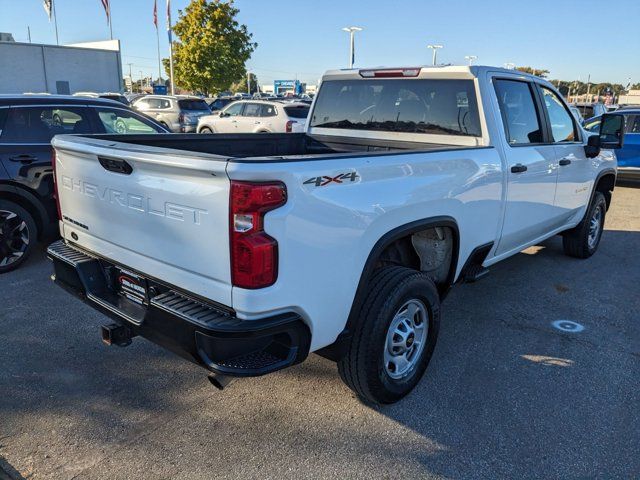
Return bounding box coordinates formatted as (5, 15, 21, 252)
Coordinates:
(52, 135, 232, 307)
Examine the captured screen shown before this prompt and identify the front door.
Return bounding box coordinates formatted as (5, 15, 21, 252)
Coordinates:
(492, 78, 561, 256)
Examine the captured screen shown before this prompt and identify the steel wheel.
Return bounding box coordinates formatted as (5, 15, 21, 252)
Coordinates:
(587, 204, 603, 249)
(384, 299, 428, 379)
(0, 209, 30, 268)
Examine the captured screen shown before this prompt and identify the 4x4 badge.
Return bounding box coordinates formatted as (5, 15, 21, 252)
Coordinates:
(303, 172, 359, 187)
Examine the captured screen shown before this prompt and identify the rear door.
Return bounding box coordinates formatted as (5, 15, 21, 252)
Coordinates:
(239, 102, 262, 132)
(492, 78, 561, 256)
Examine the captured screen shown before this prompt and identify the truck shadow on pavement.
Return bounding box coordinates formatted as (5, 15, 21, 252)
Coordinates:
(0, 230, 638, 479)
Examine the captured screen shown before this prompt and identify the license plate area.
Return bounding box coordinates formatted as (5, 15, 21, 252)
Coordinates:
(115, 269, 149, 305)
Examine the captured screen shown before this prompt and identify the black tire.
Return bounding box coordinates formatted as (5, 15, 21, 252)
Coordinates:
(199, 126, 213, 134)
(0, 200, 37, 274)
(562, 191, 607, 259)
(338, 266, 441, 404)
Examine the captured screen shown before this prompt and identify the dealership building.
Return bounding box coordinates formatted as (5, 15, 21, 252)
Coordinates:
(0, 35, 123, 95)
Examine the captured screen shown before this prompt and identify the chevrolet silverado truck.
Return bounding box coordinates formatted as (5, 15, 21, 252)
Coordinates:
(47, 66, 625, 404)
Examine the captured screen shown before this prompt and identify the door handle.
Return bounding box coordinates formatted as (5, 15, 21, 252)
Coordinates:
(510, 164, 528, 173)
(9, 155, 37, 164)
(559, 159, 572, 166)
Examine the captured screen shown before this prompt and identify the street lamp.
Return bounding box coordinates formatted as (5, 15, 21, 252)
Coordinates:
(342, 26, 363, 69)
(427, 44, 443, 66)
(464, 55, 477, 66)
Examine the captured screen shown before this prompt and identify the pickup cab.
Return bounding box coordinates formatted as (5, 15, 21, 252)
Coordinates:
(47, 66, 625, 404)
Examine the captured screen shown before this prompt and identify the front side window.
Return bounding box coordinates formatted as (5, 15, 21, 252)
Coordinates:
(223, 102, 244, 117)
(0, 107, 92, 143)
(542, 88, 576, 142)
(95, 108, 163, 134)
(133, 99, 150, 110)
(310, 79, 481, 136)
(494, 80, 543, 145)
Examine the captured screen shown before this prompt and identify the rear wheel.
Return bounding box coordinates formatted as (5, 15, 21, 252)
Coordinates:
(562, 191, 606, 258)
(337, 266, 441, 404)
(0, 200, 37, 273)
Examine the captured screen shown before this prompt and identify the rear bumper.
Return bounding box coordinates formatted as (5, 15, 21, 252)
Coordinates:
(46, 240, 310, 377)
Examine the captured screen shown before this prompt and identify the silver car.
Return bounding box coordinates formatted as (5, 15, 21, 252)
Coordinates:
(131, 95, 210, 133)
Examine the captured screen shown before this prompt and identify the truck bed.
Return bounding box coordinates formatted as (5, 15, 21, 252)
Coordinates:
(74, 132, 480, 161)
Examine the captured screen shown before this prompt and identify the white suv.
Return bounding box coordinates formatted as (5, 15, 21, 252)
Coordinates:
(197, 100, 309, 134)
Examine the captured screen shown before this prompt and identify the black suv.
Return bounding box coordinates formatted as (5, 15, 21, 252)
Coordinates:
(0, 95, 168, 273)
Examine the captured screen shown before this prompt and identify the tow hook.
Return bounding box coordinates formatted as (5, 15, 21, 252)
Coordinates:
(101, 323, 135, 347)
(207, 372, 234, 390)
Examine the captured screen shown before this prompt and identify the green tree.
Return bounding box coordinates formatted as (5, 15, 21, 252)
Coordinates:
(163, 0, 257, 95)
(229, 72, 259, 94)
(516, 66, 550, 78)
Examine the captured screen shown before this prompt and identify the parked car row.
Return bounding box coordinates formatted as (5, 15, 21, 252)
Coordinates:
(0, 95, 168, 272)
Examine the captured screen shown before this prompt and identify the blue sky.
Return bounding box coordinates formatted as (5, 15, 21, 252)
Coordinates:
(1, 0, 638, 86)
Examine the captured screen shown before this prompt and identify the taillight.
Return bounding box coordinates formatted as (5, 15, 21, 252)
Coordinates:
(51, 150, 62, 220)
(285, 120, 295, 133)
(178, 112, 186, 123)
(230, 181, 286, 289)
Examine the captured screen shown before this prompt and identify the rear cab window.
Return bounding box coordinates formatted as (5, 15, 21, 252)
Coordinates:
(310, 78, 481, 137)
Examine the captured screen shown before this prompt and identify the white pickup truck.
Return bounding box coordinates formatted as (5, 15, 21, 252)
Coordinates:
(47, 66, 625, 404)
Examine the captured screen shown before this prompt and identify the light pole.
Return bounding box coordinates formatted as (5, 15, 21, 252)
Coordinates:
(126, 63, 134, 93)
(427, 44, 443, 66)
(504, 62, 516, 70)
(464, 55, 477, 66)
(342, 26, 363, 69)
(247, 70, 251, 95)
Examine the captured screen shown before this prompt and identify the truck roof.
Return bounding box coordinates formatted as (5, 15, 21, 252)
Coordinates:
(321, 65, 542, 82)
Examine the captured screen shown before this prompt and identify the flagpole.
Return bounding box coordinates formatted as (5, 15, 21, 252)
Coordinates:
(109, 2, 113, 39)
(167, 0, 175, 95)
(52, 0, 59, 45)
(156, 24, 162, 84)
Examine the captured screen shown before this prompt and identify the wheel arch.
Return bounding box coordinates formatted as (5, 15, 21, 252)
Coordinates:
(592, 169, 616, 210)
(317, 216, 460, 361)
(0, 183, 49, 239)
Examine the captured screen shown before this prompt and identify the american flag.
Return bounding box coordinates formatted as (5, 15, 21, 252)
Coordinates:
(153, 0, 158, 28)
(166, 0, 173, 42)
(43, 0, 52, 20)
(100, 0, 110, 24)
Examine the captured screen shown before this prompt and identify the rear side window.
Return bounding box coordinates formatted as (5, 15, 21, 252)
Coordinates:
(260, 104, 276, 117)
(494, 80, 543, 145)
(242, 103, 262, 117)
(310, 79, 481, 136)
(95, 107, 163, 134)
(284, 105, 310, 119)
(178, 99, 209, 111)
(0, 107, 93, 143)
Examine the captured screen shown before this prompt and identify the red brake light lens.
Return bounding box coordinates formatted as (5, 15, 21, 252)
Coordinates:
(230, 181, 286, 289)
(285, 120, 294, 133)
(359, 68, 421, 78)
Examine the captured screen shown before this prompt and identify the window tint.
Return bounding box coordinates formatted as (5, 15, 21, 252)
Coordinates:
(0, 107, 93, 143)
(159, 99, 171, 109)
(96, 108, 162, 134)
(310, 79, 481, 136)
(223, 102, 244, 116)
(0, 109, 8, 134)
(178, 99, 209, 111)
(542, 88, 576, 142)
(494, 80, 543, 145)
(625, 114, 640, 133)
(260, 104, 276, 117)
(284, 105, 310, 119)
(243, 103, 262, 117)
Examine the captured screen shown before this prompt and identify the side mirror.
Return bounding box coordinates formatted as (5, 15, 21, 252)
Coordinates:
(219, 111, 228, 117)
(585, 135, 600, 159)
(599, 113, 625, 149)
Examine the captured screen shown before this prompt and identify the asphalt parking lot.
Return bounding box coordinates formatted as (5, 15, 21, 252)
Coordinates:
(1, 186, 639, 480)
